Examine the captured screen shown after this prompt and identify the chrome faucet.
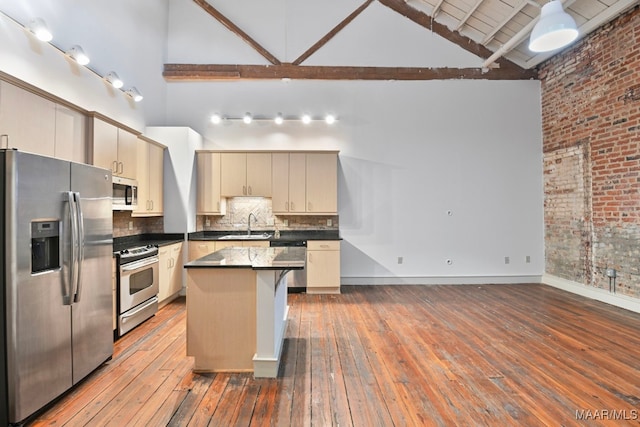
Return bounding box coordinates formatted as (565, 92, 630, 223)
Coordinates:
(247, 212, 257, 235)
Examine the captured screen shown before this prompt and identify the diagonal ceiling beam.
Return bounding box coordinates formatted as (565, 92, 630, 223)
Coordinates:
(193, 0, 281, 65)
(378, 0, 525, 72)
(293, 0, 375, 65)
(456, 0, 485, 31)
(163, 63, 537, 80)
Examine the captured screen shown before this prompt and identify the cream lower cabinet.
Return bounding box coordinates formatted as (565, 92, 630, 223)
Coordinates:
(188, 240, 269, 262)
(306, 240, 341, 294)
(133, 138, 164, 217)
(158, 242, 184, 306)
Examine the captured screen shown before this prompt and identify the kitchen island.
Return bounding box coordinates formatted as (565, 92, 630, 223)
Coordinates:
(184, 246, 305, 377)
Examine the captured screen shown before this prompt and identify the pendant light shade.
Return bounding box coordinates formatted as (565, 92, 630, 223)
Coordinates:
(529, 0, 578, 52)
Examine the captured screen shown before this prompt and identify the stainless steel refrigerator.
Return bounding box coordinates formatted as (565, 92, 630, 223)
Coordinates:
(0, 149, 114, 425)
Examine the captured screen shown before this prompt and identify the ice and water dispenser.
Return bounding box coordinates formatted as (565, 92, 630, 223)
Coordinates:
(31, 220, 60, 274)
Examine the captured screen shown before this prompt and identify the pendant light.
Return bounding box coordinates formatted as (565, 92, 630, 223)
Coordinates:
(529, 0, 578, 52)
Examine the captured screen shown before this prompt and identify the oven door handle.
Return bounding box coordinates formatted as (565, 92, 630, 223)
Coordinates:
(121, 256, 159, 272)
(121, 296, 158, 323)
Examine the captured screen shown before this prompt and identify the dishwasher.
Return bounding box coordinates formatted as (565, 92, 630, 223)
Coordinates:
(269, 240, 307, 292)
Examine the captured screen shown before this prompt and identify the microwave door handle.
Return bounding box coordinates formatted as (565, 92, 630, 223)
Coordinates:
(125, 185, 132, 205)
(73, 192, 85, 302)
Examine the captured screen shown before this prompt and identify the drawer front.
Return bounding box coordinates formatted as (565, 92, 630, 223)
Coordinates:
(307, 240, 340, 251)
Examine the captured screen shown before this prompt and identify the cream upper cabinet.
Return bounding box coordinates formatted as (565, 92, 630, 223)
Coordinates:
(306, 153, 338, 214)
(91, 117, 137, 179)
(54, 105, 86, 163)
(0, 81, 56, 157)
(220, 152, 272, 197)
(197, 152, 224, 215)
(133, 138, 164, 217)
(272, 152, 337, 215)
(272, 153, 306, 214)
(306, 240, 341, 294)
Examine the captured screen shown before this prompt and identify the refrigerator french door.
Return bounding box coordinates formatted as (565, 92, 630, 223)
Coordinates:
(0, 150, 114, 425)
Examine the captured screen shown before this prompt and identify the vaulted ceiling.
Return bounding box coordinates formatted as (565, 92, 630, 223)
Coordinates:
(163, 0, 639, 82)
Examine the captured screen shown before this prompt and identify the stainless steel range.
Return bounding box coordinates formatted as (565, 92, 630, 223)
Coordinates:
(116, 244, 159, 337)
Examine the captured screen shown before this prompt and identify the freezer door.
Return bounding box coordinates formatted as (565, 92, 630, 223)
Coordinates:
(3, 151, 73, 423)
(70, 162, 113, 383)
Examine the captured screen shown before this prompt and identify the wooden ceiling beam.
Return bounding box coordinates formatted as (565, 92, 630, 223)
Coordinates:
(193, 0, 281, 65)
(378, 0, 525, 72)
(293, 0, 375, 65)
(163, 63, 537, 81)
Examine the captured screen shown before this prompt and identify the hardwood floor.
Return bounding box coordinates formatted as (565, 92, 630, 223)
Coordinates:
(32, 284, 640, 426)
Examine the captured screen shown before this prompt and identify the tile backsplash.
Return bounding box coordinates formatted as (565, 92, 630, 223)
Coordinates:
(113, 211, 164, 238)
(198, 197, 338, 232)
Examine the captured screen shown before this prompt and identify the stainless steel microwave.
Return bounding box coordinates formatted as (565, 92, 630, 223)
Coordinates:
(112, 176, 138, 210)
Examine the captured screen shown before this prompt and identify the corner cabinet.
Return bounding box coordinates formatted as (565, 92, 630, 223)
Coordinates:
(158, 242, 183, 307)
(91, 116, 138, 179)
(220, 152, 272, 197)
(272, 152, 338, 215)
(306, 240, 341, 294)
(133, 137, 164, 217)
(196, 152, 225, 215)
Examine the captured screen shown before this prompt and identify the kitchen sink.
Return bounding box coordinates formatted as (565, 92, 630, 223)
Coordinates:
(218, 233, 273, 240)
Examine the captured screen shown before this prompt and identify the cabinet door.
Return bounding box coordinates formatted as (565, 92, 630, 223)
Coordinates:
(188, 241, 216, 261)
(92, 118, 118, 173)
(197, 152, 223, 214)
(272, 153, 290, 213)
(158, 246, 172, 303)
(147, 143, 164, 215)
(307, 250, 341, 288)
(220, 152, 247, 196)
(117, 128, 138, 179)
(54, 105, 86, 163)
(306, 153, 337, 213)
(289, 153, 306, 213)
(133, 139, 150, 216)
(169, 243, 183, 296)
(0, 81, 56, 157)
(246, 153, 272, 196)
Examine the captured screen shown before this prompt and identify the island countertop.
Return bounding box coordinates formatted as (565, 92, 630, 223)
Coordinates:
(184, 246, 306, 270)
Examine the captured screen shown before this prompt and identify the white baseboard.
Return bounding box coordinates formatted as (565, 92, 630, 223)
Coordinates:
(542, 274, 640, 314)
(340, 275, 542, 285)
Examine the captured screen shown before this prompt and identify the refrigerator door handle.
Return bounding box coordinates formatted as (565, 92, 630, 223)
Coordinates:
(73, 192, 85, 302)
(64, 191, 78, 305)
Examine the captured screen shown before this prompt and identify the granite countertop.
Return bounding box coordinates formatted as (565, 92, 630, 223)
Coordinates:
(184, 246, 306, 270)
(113, 233, 184, 253)
(188, 229, 341, 242)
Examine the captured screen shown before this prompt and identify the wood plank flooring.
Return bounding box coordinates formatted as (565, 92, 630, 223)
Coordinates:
(31, 284, 640, 426)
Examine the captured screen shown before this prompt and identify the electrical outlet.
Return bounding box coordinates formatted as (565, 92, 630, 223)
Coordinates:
(397, 256, 403, 264)
(267, 218, 274, 226)
(205, 218, 210, 227)
(504, 256, 510, 264)
(283, 219, 289, 227)
(327, 219, 332, 227)
(526, 255, 531, 263)
(128, 221, 133, 230)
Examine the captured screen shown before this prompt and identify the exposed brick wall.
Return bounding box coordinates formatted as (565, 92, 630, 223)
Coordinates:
(539, 6, 640, 298)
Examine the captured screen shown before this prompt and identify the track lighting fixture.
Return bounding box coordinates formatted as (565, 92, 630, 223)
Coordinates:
(209, 113, 338, 125)
(27, 18, 52, 42)
(274, 113, 284, 125)
(243, 113, 253, 124)
(105, 71, 123, 89)
(65, 45, 90, 65)
(301, 114, 312, 124)
(126, 87, 143, 102)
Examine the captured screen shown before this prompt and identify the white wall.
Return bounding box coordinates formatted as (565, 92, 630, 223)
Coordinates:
(164, 0, 544, 283)
(0, 0, 169, 129)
